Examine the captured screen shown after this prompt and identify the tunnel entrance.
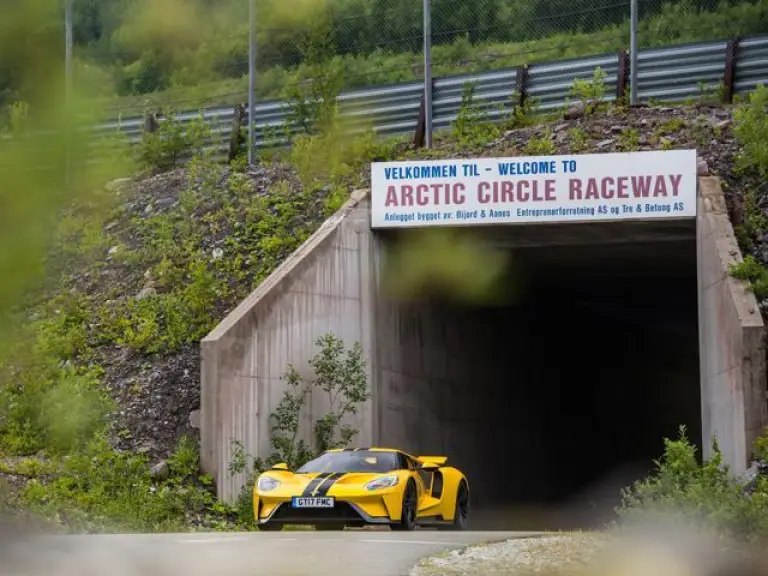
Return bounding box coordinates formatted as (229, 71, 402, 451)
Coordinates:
(374, 220, 701, 530)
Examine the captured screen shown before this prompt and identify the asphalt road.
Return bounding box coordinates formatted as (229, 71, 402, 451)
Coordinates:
(1, 530, 535, 576)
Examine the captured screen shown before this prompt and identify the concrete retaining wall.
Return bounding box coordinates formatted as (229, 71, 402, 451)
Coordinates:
(200, 190, 375, 503)
(697, 176, 767, 472)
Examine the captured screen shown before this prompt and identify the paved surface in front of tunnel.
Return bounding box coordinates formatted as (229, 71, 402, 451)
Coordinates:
(1, 529, 536, 576)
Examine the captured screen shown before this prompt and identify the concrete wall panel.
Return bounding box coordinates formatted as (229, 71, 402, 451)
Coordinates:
(201, 191, 374, 502)
(697, 176, 767, 473)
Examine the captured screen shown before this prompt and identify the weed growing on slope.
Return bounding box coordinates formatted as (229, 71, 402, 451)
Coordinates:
(451, 82, 502, 152)
(734, 84, 768, 179)
(729, 85, 768, 296)
(729, 255, 768, 301)
(524, 129, 556, 155)
(568, 67, 607, 114)
(139, 110, 212, 173)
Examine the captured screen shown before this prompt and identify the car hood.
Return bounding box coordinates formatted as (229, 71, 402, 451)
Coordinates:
(265, 471, 392, 488)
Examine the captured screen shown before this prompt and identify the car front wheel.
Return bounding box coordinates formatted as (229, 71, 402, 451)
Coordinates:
(391, 481, 417, 531)
(440, 481, 469, 530)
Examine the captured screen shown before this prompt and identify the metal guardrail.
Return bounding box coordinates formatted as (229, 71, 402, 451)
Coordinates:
(636, 41, 728, 102)
(735, 36, 768, 95)
(17, 35, 768, 160)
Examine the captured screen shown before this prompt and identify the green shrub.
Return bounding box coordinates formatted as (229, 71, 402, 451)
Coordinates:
(734, 84, 768, 179)
(617, 426, 768, 540)
(20, 435, 219, 533)
(139, 110, 211, 172)
(729, 255, 768, 301)
(451, 82, 502, 151)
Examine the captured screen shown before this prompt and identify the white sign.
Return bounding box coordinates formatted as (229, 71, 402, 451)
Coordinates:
(370, 149, 697, 229)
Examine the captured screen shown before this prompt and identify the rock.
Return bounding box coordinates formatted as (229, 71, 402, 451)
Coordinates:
(563, 102, 585, 120)
(156, 197, 176, 210)
(105, 177, 132, 193)
(136, 286, 157, 300)
(189, 410, 201, 429)
(150, 460, 170, 481)
(610, 125, 624, 133)
(697, 159, 710, 176)
(715, 119, 732, 130)
(211, 248, 224, 261)
(108, 245, 120, 255)
(596, 139, 614, 149)
(553, 123, 569, 132)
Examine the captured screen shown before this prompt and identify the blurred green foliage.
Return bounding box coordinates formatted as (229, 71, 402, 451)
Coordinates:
(618, 426, 768, 540)
(2, 0, 765, 113)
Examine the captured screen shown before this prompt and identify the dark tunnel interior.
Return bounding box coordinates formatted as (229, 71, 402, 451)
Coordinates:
(482, 239, 701, 528)
(377, 224, 702, 530)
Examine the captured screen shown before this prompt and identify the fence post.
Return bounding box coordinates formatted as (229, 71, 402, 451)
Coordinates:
(629, 0, 638, 105)
(516, 65, 529, 109)
(65, 0, 73, 186)
(723, 37, 742, 104)
(247, 0, 257, 165)
(423, 0, 433, 148)
(617, 50, 629, 102)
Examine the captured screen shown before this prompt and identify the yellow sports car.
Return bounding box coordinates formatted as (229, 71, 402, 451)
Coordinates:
(253, 447, 470, 531)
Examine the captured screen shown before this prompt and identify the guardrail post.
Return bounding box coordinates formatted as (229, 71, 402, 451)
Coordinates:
(617, 49, 629, 103)
(413, 93, 426, 148)
(143, 110, 158, 134)
(723, 37, 742, 104)
(229, 103, 247, 162)
(516, 65, 529, 109)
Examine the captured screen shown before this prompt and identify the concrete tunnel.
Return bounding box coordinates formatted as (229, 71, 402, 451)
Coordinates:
(200, 167, 768, 529)
(370, 221, 701, 527)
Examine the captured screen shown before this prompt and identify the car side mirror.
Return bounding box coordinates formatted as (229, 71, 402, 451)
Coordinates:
(271, 462, 289, 470)
(420, 461, 439, 471)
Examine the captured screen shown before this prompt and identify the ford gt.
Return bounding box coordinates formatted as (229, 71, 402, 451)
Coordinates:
(253, 447, 470, 531)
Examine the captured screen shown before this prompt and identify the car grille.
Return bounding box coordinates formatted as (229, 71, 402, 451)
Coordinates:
(270, 501, 364, 523)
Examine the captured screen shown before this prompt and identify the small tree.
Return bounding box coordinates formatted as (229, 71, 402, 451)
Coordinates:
(310, 333, 370, 451)
(230, 333, 370, 525)
(250, 332, 370, 472)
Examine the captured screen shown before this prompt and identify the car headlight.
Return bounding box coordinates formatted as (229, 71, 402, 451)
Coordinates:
(365, 475, 399, 491)
(257, 476, 281, 492)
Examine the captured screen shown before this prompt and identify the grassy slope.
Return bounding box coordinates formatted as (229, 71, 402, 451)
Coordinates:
(1, 82, 767, 532)
(98, 0, 768, 114)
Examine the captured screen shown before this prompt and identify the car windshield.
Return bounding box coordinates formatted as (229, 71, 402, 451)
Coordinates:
(296, 451, 400, 474)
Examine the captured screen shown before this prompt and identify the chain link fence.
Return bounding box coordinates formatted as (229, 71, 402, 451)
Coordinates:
(59, 0, 768, 119)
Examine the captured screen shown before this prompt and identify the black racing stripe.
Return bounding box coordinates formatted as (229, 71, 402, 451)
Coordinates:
(314, 472, 346, 497)
(301, 473, 332, 497)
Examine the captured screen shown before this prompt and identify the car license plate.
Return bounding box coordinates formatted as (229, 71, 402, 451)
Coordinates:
(291, 497, 334, 508)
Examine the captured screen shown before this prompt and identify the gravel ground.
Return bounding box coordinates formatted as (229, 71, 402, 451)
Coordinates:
(410, 533, 609, 576)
